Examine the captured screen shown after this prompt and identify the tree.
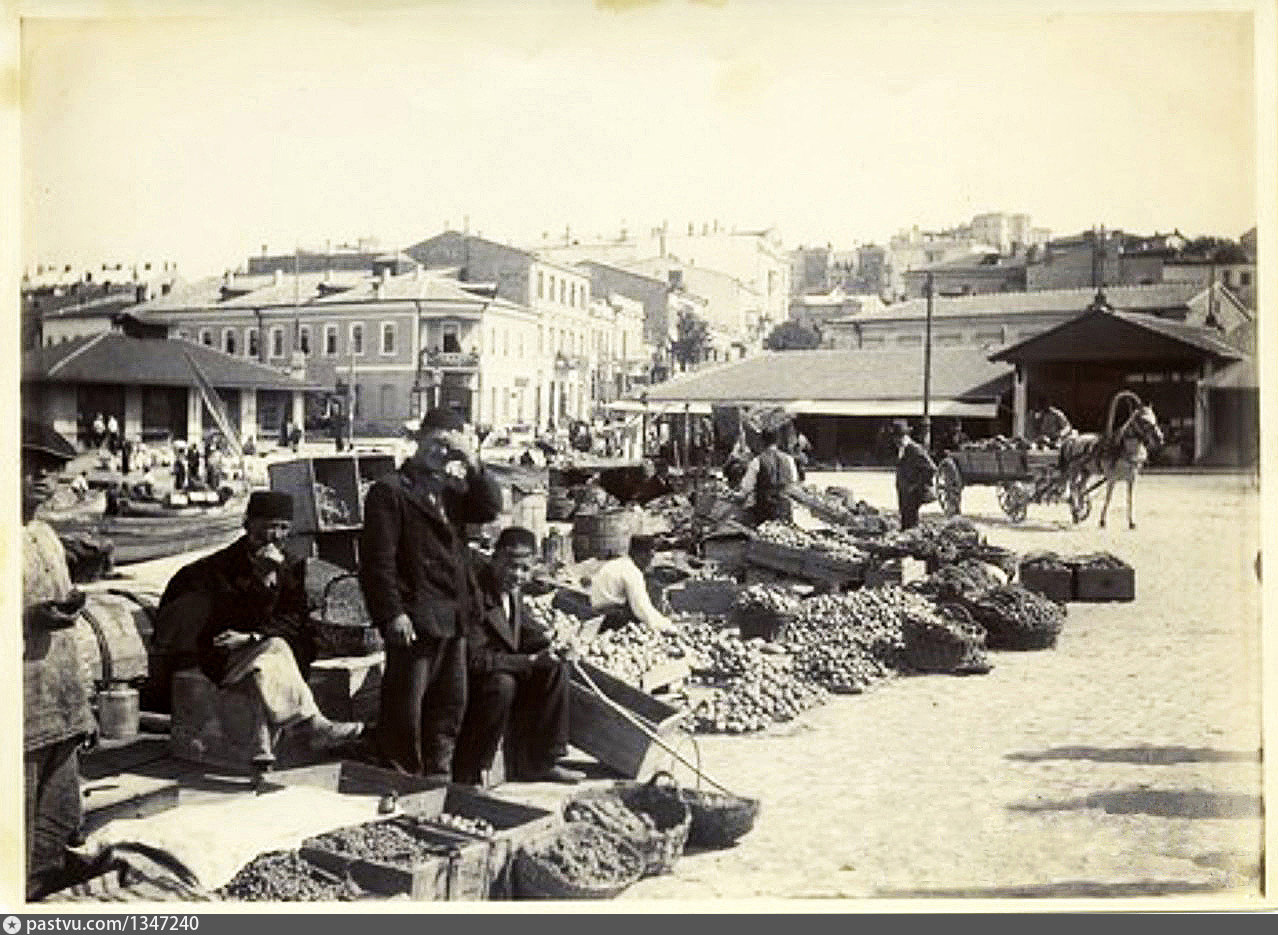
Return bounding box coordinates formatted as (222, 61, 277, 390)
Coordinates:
(765, 320, 822, 351)
(670, 309, 712, 370)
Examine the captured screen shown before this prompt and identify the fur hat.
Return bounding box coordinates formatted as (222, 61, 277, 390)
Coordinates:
(246, 490, 294, 521)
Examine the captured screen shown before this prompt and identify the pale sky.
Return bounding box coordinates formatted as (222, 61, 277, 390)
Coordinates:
(19, 0, 1259, 278)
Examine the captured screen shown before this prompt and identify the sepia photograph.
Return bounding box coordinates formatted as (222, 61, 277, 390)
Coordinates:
(5, 0, 1273, 913)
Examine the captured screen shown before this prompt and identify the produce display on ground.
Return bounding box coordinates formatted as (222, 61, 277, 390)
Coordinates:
(216, 851, 365, 902)
(753, 521, 867, 564)
(959, 584, 1066, 650)
(910, 559, 1005, 601)
(522, 822, 644, 892)
(435, 813, 496, 839)
(305, 817, 463, 869)
(564, 795, 658, 840)
(730, 583, 801, 618)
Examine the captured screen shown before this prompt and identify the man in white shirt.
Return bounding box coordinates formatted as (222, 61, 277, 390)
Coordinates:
(588, 534, 676, 633)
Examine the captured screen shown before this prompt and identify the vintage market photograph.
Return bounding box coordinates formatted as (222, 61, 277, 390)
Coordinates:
(10, 0, 1271, 911)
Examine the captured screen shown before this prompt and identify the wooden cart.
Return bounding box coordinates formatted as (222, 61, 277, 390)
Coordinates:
(935, 448, 1090, 524)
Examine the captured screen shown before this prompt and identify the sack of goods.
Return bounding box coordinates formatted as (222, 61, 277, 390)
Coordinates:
(961, 584, 1066, 650)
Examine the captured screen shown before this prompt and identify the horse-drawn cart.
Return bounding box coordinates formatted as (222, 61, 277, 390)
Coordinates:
(936, 447, 1090, 524)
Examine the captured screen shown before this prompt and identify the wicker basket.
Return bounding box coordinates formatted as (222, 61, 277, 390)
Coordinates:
(564, 773, 692, 877)
(677, 788, 761, 849)
(512, 823, 644, 900)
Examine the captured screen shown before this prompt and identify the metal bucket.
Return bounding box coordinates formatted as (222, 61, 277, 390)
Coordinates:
(98, 685, 141, 740)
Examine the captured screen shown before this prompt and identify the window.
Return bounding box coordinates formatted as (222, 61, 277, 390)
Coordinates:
(200, 329, 213, 347)
(503, 328, 509, 356)
(350, 323, 364, 356)
(352, 384, 362, 419)
(1240, 271, 1252, 286)
(537, 271, 544, 299)
(269, 326, 284, 359)
(538, 325, 544, 354)
(324, 324, 338, 356)
(570, 283, 576, 307)
(223, 328, 237, 355)
(381, 321, 396, 355)
(559, 280, 566, 303)
(442, 324, 461, 353)
(491, 385, 498, 421)
(246, 328, 259, 358)
(299, 325, 311, 355)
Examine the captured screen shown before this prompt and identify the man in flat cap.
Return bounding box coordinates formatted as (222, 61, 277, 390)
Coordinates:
(157, 491, 363, 771)
(22, 421, 95, 899)
(359, 407, 502, 780)
(890, 419, 936, 531)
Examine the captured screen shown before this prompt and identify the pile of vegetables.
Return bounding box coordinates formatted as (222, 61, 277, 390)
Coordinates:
(730, 583, 801, 619)
(1071, 551, 1129, 570)
(217, 851, 364, 902)
(526, 823, 644, 887)
(960, 585, 1066, 650)
(911, 559, 1004, 601)
(753, 521, 813, 550)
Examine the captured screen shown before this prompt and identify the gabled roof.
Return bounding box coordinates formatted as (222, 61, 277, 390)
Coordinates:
(832, 282, 1213, 324)
(23, 332, 321, 390)
(988, 307, 1242, 365)
(644, 347, 1011, 405)
(574, 258, 669, 288)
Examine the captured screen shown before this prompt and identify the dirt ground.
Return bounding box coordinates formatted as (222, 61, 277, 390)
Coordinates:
(605, 470, 1265, 903)
(96, 469, 1265, 907)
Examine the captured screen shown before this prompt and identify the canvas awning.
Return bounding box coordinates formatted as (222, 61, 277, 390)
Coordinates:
(786, 399, 999, 418)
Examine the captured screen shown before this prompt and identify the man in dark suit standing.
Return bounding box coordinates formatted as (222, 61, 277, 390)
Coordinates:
(359, 408, 502, 780)
(453, 526, 584, 786)
(891, 419, 936, 531)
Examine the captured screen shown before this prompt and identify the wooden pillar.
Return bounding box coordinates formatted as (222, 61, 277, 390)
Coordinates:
(1194, 360, 1213, 463)
(1012, 364, 1029, 437)
(291, 391, 305, 444)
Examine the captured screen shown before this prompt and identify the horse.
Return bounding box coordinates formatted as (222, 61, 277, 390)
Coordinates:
(1058, 390, 1165, 529)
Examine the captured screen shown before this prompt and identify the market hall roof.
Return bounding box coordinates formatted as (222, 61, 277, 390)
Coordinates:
(23, 332, 322, 391)
(829, 282, 1234, 323)
(642, 347, 1012, 418)
(987, 307, 1245, 365)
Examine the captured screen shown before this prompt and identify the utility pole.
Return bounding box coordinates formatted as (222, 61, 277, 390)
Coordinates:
(922, 272, 934, 449)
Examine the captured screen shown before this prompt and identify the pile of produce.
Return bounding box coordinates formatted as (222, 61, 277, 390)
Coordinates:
(644, 493, 695, 548)
(730, 583, 801, 619)
(753, 521, 813, 550)
(1070, 551, 1129, 570)
(306, 817, 462, 869)
(564, 796, 657, 838)
(578, 622, 707, 683)
(216, 851, 364, 902)
(319, 575, 372, 628)
(526, 822, 644, 888)
(961, 585, 1066, 650)
(753, 521, 866, 565)
(435, 813, 496, 838)
(959, 436, 1031, 451)
(524, 599, 586, 654)
(898, 604, 991, 675)
(911, 559, 1004, 601)
(787, 589, 912, 692)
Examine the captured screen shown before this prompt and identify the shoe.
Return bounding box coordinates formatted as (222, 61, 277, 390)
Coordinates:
(309, 719, 365, 754)
(522, 764, 586, 784)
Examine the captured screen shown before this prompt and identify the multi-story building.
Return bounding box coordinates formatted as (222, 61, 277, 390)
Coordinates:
(24, 261, 181, 349)
(822, 282, 1251, 354)
(901, 250, 1029, 298)
(789, 245, 831, 295)
(574, 259, 673, 351)
(619, 258, 762, 360)
(587, 292, 647, 404)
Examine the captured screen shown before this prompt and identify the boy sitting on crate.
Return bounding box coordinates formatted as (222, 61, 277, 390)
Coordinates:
(453, 526, 586, 786)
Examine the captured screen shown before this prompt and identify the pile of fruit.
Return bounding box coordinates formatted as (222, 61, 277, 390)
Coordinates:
(753, 521, 813, 550)
(960, 436, 1031, 451)
(523, 599, 585, 654)
(961, 585, 1066, 650)
(528, 822, 644, 887)
(912, 559, 1004, 601)
(216, 851, 364, 902)
(1071, 551, 1129, 570)
(787, 589, 915, 692)
(579, 623, 684, 684)
(730, 583, 801, 618)
(434, 813, 496, 838)
(564, 795, 658, 839)
(305, 817, 460, 870)
(1020, 551, 1073, 573)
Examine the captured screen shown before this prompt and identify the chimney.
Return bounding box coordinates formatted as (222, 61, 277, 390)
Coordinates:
(273, 269, 284, 286)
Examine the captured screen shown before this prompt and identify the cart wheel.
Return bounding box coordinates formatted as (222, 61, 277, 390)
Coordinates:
(997, 482, 1029, 523)
(937, 458, 962, 516)
(1068, 479, 1092, 524)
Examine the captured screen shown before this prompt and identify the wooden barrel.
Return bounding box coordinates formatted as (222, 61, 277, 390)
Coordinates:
(571, 510, 633, 561)
(71, 591, 152, 693)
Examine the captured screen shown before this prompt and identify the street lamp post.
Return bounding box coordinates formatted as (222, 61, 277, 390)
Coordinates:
(922, 272, 934, 449)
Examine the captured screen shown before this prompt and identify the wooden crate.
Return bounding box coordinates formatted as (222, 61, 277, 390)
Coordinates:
(269, 760, 449, 815)
(700, 532, 750, 569)
(268, 456, 365, 535)
(569, 661, 688, 780)
(1073, 563, 1135, 602)
(745, 539, 808, 577)
(436, 785, 561, 899)
(301, 818, 493, 901)
(730, 607, 790, 642)
(666, 578, 740, 616)
(863, 559, 903, 588)
(307, 653, 385, 723)
(802, 552, 865, 587)
(1019, 563, 1074, 603)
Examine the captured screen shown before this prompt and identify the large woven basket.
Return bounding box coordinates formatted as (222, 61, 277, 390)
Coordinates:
(901, 603, 990, 675)
(677, 787, 761, 849)
(512, 823, 644, 900)
(564, 773, 692, 877)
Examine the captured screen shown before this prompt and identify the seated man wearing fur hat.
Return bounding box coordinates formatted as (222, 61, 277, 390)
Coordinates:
(157, 490, 365, 772)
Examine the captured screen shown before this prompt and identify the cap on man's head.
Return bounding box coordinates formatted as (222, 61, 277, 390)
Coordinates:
(22, 420, 77, 463)
(628, 533, 657, 556)
(889, 419, 912, 437)
(494, 526, 537, 555)
(416, 407, 465, 435)
(246, 490, 294, 521)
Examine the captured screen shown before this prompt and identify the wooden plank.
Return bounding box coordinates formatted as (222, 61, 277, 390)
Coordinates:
(639, 659, 692, 693)
(568, 661, 687, 779)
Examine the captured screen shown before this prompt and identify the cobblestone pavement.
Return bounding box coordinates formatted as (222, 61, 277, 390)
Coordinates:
(617, 471, 1264, 903)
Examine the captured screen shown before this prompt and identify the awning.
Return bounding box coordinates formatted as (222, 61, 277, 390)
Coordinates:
(786, 399, 999, 418)
(603, 400, 715, 415)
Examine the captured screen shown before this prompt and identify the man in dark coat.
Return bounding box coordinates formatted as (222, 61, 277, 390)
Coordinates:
(891, 419, 936, 531)
(359, 407, 503, 780)
(453, 527, 584, 786)
(156, 492, 361, 769)
(738, 428, 798, 525)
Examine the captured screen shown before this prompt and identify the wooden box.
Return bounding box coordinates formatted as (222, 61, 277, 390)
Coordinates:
(301, 818, 493, 901)
(745, 539, 808, 577)
(864, 559, 903, 588)
(1019, 563, 1074, 603)
(307, 653, 385, 724)
(313, 622, 384, 659)
(1073, 562, 1135, 602)
(730, 607, 791, 643)
(569, 661, 688, 780)
(700, 531, 751, 569)
(802, 552, 865, 587)
(435, 784, 561, 899)
(268, 760, 449, 817)
(666, 578, 740, 616)
(639, 658, 693, 693)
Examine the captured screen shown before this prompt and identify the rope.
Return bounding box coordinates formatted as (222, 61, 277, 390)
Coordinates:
(569, 658, 737, 797)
